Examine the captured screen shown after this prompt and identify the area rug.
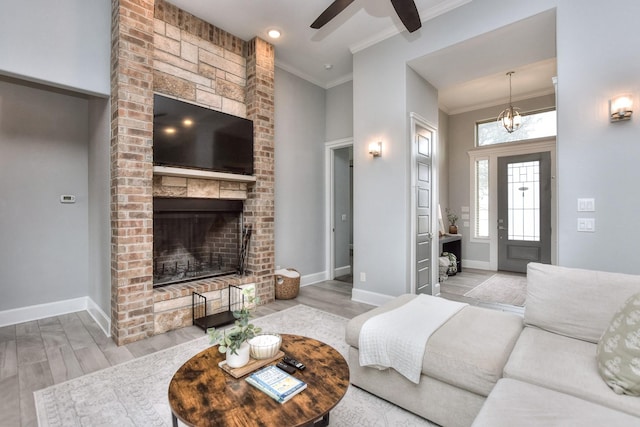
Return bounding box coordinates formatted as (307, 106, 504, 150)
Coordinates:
(34, 305, 435, 426)
(464, 273, 527, 306)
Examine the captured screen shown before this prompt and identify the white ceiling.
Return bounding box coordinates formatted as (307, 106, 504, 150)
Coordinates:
(166, 0, 557, 113)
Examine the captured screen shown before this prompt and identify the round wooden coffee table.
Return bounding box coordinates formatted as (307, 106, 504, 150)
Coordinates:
(168, 334, 349, 427)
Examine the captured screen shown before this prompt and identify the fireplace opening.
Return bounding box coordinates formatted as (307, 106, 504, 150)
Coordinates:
(153, 198, 243, 287)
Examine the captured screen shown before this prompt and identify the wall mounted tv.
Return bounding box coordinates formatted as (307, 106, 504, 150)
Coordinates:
(153, 94, 254, 175)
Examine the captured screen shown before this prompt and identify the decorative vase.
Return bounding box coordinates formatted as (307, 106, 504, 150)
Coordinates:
(449, 225, 458, 234)
(226, 341, 251, 368)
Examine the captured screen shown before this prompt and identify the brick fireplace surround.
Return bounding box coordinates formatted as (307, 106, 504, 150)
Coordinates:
(110, 0, 275, 345)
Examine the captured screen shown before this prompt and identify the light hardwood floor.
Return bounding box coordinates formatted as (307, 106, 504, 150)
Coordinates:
(1, 273, 523, 427)
(0, 280, 372, 427)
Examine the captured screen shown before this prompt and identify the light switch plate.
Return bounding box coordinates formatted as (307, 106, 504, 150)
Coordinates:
(577, 218, 595, 232)
(577, 198, 595, 212)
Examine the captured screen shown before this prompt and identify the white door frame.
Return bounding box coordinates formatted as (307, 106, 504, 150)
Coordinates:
(409, 113, 439, 295)
(324, 138, 353, 281)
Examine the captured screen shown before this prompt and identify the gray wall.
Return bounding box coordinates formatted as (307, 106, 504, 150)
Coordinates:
(352, 42, 439, 297)
(88, 98, 112, 316)
(352, 0, 558, 300)
(0, 79, 90, 310)
(556, 0, 640, 273)
(0, 0, 111, 96)
(446, 94, 556, 264)
(326, 81, 353, 141)
(274, 67, 327, 276)
(438, 110, 450, 212)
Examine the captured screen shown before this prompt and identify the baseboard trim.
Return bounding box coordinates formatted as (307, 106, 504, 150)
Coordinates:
(333, 265, 351, 278)
(0, 297, 111, 337)
(300, 271, 328, 286)
(86, 298, 111, 337)
(462, 260, 493, 270)
(351, 288, 395, 307)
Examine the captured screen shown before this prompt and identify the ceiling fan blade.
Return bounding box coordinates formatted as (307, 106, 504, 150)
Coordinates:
(311, 0, 356, 29)
(390, 0, 422, 33)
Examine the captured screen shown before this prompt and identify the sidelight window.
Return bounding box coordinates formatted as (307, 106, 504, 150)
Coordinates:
(474, 158, 489, 239)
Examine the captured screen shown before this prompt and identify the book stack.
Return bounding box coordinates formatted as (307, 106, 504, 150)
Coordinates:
(246, 365, 307, 403)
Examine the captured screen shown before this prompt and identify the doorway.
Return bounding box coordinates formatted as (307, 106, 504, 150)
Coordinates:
(325, 139, 354, 284)
(497, 152, 551, 272)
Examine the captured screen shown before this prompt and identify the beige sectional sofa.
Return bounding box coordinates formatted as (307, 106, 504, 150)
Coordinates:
(346, 262, 640, 426)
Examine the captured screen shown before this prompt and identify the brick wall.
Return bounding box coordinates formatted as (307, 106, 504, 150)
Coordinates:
(110, 0, 275, 345)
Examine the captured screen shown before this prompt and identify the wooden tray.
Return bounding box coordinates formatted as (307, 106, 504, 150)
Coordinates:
(218, 350, 285, 378)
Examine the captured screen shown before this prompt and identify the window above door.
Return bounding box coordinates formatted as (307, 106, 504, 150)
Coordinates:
(476, 109, 557, 147)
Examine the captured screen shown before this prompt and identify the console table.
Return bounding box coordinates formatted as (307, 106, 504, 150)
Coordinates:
(440, 234, 462, 273)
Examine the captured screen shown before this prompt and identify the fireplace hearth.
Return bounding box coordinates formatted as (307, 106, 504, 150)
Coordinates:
(153, 198, 243, 287)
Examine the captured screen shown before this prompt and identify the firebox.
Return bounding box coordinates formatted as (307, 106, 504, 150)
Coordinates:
(153, 198, 243, 287)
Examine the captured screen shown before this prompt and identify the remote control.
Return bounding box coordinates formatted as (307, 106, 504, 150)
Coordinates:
(276, 361, 297, 374)
(283, 355, 306, 371)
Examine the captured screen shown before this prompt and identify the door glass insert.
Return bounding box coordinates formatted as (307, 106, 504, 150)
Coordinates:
(507, 160, 540, 241)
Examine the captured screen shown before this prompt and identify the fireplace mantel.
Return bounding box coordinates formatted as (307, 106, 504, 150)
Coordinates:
(154, 166, 257, 183)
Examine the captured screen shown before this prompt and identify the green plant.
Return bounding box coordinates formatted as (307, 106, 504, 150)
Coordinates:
(446, 208, 459, 226)
(207, 289, 262, 355)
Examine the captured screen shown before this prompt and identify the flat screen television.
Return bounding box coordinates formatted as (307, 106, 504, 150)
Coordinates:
(153, 94, 254, 175)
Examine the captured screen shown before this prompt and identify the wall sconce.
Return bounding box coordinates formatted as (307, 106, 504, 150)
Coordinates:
(610, 94, 633, 122)
(369, 141, 382, 158)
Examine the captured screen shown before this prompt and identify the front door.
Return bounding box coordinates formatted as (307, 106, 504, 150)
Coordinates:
(497, 152, 551, 273)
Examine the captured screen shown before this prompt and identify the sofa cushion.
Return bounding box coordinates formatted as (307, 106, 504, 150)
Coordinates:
(472, 378, 640, 427)
(525, 262, 640, 343)
(504, 327, 640, 417)
(422, 305, 522, 396)
(597, 292, 640, 396)
(346, 294, 523, 396)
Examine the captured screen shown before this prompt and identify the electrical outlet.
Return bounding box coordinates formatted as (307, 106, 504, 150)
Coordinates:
(360, 272, 366, 282)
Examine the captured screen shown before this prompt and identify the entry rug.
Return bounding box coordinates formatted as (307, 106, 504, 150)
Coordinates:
(35, 305, 435, 426)
(464, 273, 527, 307)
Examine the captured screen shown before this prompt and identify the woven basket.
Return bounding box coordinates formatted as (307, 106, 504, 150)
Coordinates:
(275, 268, 300, 300)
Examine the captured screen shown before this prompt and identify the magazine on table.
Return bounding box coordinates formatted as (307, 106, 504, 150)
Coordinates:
(245, 365, 307, 403)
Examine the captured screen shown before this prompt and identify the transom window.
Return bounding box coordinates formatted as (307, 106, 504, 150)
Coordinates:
(477, 109, 557, 147)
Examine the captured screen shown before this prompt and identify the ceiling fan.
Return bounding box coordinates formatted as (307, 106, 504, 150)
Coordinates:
(311, 0, 422, 33)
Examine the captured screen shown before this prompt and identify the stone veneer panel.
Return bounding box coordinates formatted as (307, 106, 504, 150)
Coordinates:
(110, 0, 275, 345)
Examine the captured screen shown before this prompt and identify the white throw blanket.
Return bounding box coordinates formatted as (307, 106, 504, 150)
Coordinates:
(358, 295, 467, 384)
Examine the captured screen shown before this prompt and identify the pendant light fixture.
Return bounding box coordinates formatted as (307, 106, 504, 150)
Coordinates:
(497, 71, 522, 133)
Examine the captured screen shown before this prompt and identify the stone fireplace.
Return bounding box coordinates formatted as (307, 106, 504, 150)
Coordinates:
(109, 0, 275, 345)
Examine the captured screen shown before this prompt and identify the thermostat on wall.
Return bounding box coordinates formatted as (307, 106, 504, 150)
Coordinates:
(60, 195, 76, 204)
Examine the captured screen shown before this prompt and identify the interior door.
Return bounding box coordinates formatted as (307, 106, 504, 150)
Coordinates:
(498, 152, 551, 273)
(415, 129, 433, 294)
